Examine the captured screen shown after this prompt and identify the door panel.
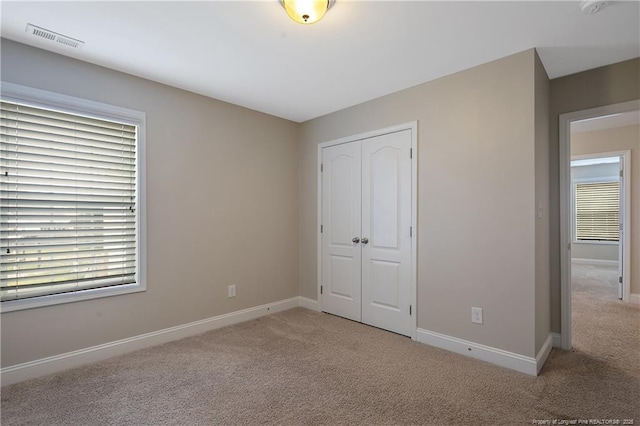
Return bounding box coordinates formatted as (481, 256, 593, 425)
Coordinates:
(322, 142, 361, 321)
(371, 146, 400, 249)
(361, 130, 412, 336)
(371, 260, 401, 309)
(329, 255, 356, 298)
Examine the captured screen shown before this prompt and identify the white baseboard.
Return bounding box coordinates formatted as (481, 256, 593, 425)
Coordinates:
(1, 297, 563, 386)
(299, 296, 320, 311)
(535, 334, 553, 375)
(1, 297, 302, 387)
(551, 332, 562, 348)
(629, 293, 640, 305)
(571, 258, 618, 267)
(416, 328, 548, 376)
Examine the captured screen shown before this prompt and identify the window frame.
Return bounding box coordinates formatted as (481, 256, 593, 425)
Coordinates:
(571, 175, 619, 246)
(1, 82, 146, 312)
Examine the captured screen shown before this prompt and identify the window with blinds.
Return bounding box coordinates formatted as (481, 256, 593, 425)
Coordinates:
(575, 181, 620, 242)
(1, 97, 141, 305)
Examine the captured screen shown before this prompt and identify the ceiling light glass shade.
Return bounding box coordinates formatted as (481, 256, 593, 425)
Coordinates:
(281, 0, 334, 25)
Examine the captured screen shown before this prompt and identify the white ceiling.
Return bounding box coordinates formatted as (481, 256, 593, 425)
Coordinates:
(571, 110, 640, 132)
(1, 1, 639, 122)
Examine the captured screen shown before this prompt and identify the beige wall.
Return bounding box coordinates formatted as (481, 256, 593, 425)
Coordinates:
(3, 36, 636, 368)
(534, 52, 551, 354)
(572, 244, 618, 262)
(0, 40, 300, 367)
(571, 124, 640, 293)
(549, 58, 640, 332)
(299, 49, 545, 357)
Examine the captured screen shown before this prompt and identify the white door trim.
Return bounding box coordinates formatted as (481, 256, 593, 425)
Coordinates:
(559, 100, 638, 350)
(317, 121, 418, 340)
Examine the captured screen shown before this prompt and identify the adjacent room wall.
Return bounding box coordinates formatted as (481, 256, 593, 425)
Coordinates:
(571, 125, 639, 286)
(0, 39, 300, 367)
(299, 49, 546, 358)
(549, 58, 640, 331)
(570, 161, 620, 263)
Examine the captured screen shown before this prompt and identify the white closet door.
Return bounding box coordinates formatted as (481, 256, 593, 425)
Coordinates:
(321, 142, 362, 321)
(361, 130, 412, 336)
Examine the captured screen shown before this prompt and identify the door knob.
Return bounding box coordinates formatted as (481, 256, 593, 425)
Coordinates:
(361, 238, 369, 244)
(352, 237, 360, 243)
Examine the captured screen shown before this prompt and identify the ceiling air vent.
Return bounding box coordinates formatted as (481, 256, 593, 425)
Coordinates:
(26, 24, 84, 49)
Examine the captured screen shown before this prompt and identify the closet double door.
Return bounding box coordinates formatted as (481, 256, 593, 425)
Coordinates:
(321, 129, 413, 337)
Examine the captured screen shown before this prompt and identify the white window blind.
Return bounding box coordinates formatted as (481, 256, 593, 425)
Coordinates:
(1, 100, 138, 302)
(575, 181, 619, 242)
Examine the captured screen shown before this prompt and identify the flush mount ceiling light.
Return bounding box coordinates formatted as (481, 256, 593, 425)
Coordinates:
(281, 0, 335, 25)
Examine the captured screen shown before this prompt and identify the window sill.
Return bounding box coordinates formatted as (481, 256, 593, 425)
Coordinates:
(0, 283, 146, 313)
(572, 240, 619, 246)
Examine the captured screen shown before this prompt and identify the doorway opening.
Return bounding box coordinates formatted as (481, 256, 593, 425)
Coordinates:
(559, 100, 639, 351)
(570, 153, 623, 300)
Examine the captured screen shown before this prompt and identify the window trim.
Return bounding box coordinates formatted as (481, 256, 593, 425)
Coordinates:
(1, 82, 146, 312)
(571, 175, 619, 246)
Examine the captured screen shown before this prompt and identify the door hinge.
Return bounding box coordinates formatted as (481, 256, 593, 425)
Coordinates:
(321, 163, 323, 172)
(409, 305, 412, 315)
(620, 169, 623, 177)
(320, 285, 323, 295)
(320, 224, 323, 233)
(410, 148, 413, 159)
(619, 276, 623, 284)
(410, 226, 413, 237)
(567, 243, 571, 251)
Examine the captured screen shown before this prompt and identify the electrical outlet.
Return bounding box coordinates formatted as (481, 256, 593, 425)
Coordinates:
(471, 307, 483, 324)
(228, 285, 236, 298)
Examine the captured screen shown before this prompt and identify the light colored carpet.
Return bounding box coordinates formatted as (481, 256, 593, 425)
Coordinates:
(1, 269, 638, 425)
(571, 263, 639, 375)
